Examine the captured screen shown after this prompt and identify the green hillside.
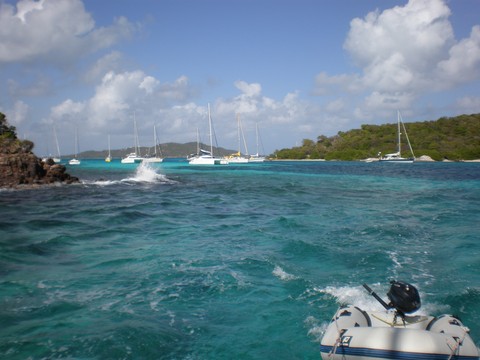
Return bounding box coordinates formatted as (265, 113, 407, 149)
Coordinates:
(273, 113, 480, 161)
(68, 142, 236, 160)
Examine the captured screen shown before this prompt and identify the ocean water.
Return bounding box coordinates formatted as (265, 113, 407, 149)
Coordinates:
(1, 159, 479, 359)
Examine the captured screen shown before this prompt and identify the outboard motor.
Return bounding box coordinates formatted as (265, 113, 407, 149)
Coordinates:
(387, 280, 421, 314)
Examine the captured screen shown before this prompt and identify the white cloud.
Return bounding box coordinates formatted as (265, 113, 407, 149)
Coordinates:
(234, 80, 262, 97)
(0, 0, 135, 64)
(51, 99, 85, 121)
(15, 0, 44, 23)
(313, 0, 480, 121)
(325, 99, 345, 113)
(46, 71, 197, 137)
(456, 96, 480, 114)
(437, 26, 480, 85)
(364, 91, 414, 112)
(42, 75, 318, 152)
(313, 72, 360, 95)
(8, 100, 30, 126)
(344, 0, 453, 90)
(83, 51, 124, 84)
(158, 75, 192, 101)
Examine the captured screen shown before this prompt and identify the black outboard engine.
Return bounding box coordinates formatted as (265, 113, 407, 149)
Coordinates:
(387, 280, 421, 314)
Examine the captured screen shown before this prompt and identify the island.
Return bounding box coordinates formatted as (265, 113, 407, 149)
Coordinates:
(0, 113, 78, 189)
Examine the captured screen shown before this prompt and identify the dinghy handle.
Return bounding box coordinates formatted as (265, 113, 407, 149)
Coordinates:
(363, 283, 391, 311)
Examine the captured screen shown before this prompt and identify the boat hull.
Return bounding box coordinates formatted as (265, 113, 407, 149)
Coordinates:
(189, 155, 228, 165)
(321, 306, 479, 360)
(379, 158, 414, 163)
(121, 153, 143, 164)
(227, 157, 249, 164)
(143, 157, 163, 163)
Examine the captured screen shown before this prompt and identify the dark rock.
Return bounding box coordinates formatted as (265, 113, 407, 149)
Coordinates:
(0, 137, 79, 189)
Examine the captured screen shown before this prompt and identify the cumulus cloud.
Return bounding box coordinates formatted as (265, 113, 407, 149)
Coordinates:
(46, 71, 197, 136)
(83, 51, 124, 84)
(42, 73, 317, 152)
(314, 0, 480, 119)
(51, 99, 85, 121)
(313, 72, 361, 96)
(437, 25, 480, 85)
(0, 0, 135, 64)
(9, 100, 30, 126)
(234, 80, 262, 97)
(456, 96, 480, 114)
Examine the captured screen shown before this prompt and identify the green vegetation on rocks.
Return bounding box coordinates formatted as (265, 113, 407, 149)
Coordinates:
(0, 113, 78, 188)
(273, 113, 480, 161)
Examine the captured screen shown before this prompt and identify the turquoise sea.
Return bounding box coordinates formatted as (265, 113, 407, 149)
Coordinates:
(1, 159, 479, 359)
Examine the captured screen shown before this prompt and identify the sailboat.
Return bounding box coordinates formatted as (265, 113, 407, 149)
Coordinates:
(189, 103, 228, 165)
(249, 122, 265, 162)
(68, 127, 81, 165)
(143, 125, 163, 163)
(121, 113, 144, 164)
(226, 114, 249, 163)
(379, 111, 415, 163)
(43, 125, 62, 163)
(105, 135, 112, 162)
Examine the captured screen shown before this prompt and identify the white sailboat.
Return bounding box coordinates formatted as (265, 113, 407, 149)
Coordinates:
(143, 125, 163, 163)
(121, 113, 144, 164)
(68, 127, 81, 165)
(43, 125, 62, 163)
(249, 122, 265, 162)
(379, 110, 415, 163)
(226, 114, 249, 163)
(105, 134, 112, 162)
(189, 103, 228, 165)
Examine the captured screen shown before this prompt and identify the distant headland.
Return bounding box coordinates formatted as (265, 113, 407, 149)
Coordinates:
(63, 113, 480, 163)
(0, 113, 78, 189)
(271, 113, 480, 162)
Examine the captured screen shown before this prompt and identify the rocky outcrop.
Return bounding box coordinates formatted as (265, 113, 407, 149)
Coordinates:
(415, 155, 435, 162)
(0, 138, 79, 188)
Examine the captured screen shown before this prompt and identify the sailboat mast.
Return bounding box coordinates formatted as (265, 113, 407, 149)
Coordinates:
(196, 128, 200, 155)
(54, 125, 61, 159)
(399, 111, 415, 159)
(397, 110, 402, 156)
(153, 125, 158, 157)
(236, 114, 241, 154)
(74, 127, 78, 158)
(133, 112, 141, 156)
(239, 114, 249, 155)
(208, 103, 213, 156)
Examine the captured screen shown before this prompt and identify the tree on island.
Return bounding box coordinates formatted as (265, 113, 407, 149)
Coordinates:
(0, 112, 17, 138)
(272, 113, 480, 161)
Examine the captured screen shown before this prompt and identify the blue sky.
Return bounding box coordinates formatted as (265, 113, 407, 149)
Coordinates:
(0, 0, 479, 156)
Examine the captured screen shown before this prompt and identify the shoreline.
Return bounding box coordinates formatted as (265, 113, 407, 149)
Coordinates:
(270, 158, 480, 162)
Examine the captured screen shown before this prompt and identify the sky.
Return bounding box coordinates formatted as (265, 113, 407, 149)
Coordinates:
(0, 0, 479, 156)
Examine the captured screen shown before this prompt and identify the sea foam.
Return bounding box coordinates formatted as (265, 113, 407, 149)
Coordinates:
(123, 162, 171, 184)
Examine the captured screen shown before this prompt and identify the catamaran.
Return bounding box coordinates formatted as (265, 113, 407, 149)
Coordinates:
(143, 125, 163, 163)
(189, 104, 228, 165)
(121, 114, 143, 164)
(43, 125, 62, 163)
(249, 122, 265, 162)
(68, 127, 81, 165)
(379, 111, 415, 163)
(225, 114, 249, 163)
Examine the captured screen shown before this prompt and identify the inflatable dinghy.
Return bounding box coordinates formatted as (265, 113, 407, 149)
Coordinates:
(320, 281, 479, 360)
